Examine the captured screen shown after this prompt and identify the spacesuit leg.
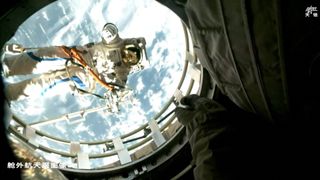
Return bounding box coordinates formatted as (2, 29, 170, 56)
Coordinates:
(5, 69, 67, 101)
(2, 46, 69, 76)
(4, 67, 89, 101)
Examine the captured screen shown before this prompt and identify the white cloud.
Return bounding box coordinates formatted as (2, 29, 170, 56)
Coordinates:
(74, 122, 89, 133)
(148, 91, 163, 112)
(136, 77, 144, 92)
(54, 122, 67, 134)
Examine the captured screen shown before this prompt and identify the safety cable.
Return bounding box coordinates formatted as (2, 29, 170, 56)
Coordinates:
(61, 46, 115, 91)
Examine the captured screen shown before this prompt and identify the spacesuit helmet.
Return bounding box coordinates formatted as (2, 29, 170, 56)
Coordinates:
(102, 23, 119, 44)
(122, 46, 142, 66)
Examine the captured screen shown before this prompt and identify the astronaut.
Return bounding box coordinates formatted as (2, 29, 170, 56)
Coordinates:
(175, 94, 279, 180)
(1, 23, 146, 101)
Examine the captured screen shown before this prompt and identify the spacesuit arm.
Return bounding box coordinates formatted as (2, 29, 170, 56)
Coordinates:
(175, 95, 227, 180)
(175, 95, 278, 180)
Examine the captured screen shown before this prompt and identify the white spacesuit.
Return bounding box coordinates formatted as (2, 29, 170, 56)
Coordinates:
(1, 23, 146, 101)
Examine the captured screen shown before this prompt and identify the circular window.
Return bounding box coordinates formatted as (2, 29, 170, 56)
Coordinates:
(6, 0, 184, 141)
(3, 0, 205, 174)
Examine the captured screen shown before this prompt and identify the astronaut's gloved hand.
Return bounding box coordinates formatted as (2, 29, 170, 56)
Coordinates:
(3, 44, 25, 54)
(175, 94, 226, 129)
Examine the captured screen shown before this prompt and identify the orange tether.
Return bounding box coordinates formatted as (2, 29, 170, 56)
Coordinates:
(61, 46, 114, 91)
